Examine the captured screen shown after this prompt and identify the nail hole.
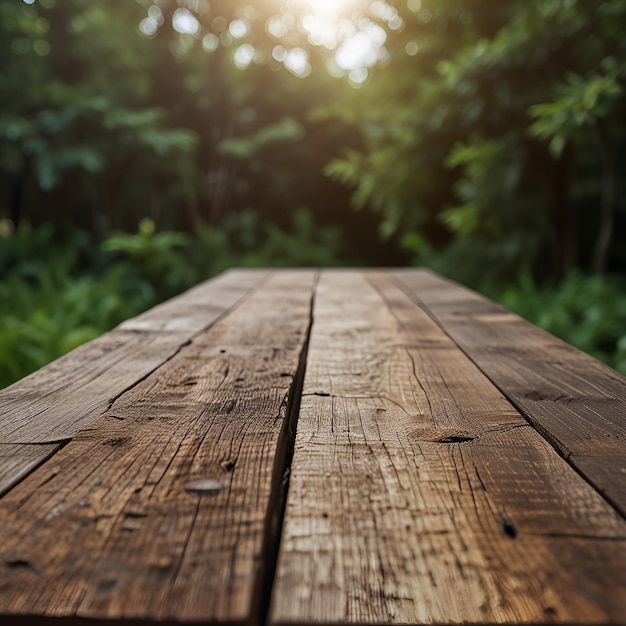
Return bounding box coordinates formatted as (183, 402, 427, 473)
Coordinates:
(96, 578, 117, 595)
(6, 559, 32, 569)
(502, 517, 518, 539)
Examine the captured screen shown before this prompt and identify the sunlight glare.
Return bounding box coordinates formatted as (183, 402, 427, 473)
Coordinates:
(298, 0, 350, 19)
(298, 0, 355, 43)
(262, 0, 399, 82)
(293, 0, 393, 80)
(336, 32, 376, 70)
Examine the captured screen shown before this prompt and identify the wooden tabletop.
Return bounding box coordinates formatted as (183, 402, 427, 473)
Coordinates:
(0, 269, 624, 625)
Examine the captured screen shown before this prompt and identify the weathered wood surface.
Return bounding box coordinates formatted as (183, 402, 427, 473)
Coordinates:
(0, 271, 315, 623)
(394, 269, 626, 515)
(0, 269, 267, 496)
(270, 271, 626, 625)
(0, 268, 624, 626)
(0, 443, 59, 496)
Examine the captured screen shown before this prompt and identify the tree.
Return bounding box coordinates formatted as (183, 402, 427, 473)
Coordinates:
(0, 0, 198, 232)
(1, 0, 390, 259)
(323, 0, 626, 285)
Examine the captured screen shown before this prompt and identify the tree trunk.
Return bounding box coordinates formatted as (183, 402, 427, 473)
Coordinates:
(543, 142, 576, 280)
(9, 174, 24, 228)
(590, 126, 615, 275)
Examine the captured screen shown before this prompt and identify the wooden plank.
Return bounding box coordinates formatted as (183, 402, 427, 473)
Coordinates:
(0, 269, 267, 496)
(394, 268, 626, 515)
(0, 443, 60, 496)
(0, 269, 268, 443)
(270, 271, 626, 625)
(0, 270, 315, 624)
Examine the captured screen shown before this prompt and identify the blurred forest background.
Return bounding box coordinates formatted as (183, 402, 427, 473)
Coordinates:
(1, 0, 625, 388)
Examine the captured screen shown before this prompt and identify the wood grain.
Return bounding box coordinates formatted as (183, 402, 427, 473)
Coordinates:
(0, 271, 315, 624)
(0, 443, 60, 496)
(270, 271, 626, 625)
(0, 269, 267, 496)
(394, 268, 626, 515)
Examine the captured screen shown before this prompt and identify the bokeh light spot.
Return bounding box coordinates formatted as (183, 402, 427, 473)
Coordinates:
(202, 33, 219, 52)
(139, 17, 158, 37)
(234, 43, 255, 69)
(172, 8, 200, 36)
(229, 19, 250, 39)
(405, 41, 419, 56)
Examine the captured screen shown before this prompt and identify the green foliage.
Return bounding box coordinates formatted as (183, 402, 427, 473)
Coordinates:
(186, 208, 354, 273)
(1, 0, 626, 387)
(0, 224, 155, 388)
(101, 106, 198, 160)
(529, 72, 622, 157)
(103, 218, 191, 298)
(442, 138, 509, 236)
(243, 207, 350, 267)
(426, 136, 546, 289)
(0, 215, 353, 388)
(500, 272, 626, 375)
(219, 118, 305, 159)
(323, 0, 626, 283)
(0, 0, 200, 230)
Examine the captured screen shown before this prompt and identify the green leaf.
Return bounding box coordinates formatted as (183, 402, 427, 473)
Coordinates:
(219, 118, 305, 158)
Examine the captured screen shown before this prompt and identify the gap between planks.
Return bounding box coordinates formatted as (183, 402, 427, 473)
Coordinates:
(254, 271, 318, 626)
